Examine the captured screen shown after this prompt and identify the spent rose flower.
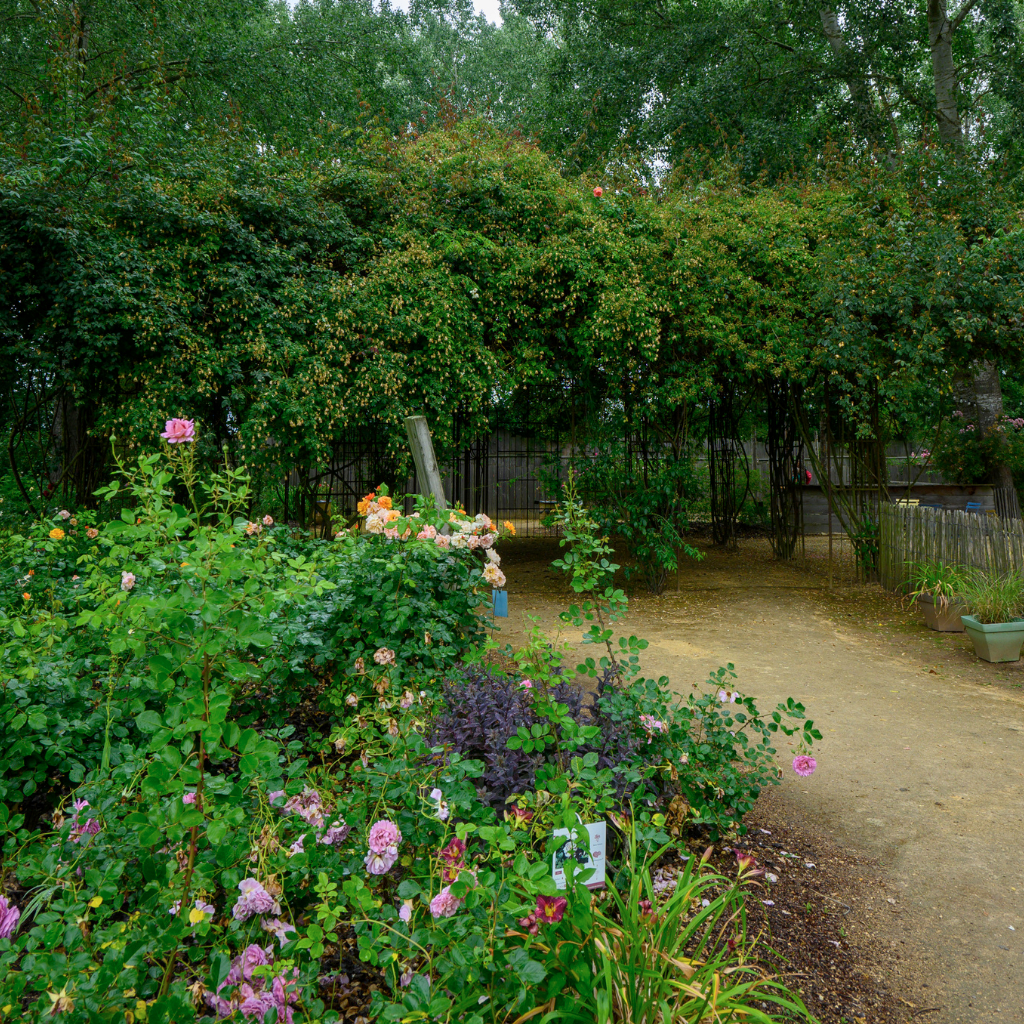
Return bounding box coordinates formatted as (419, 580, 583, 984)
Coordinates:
(718, 689, 739, 704)
(262, 917, 297, 947)
(318, 821, 351, 847)
(792, 755, 817, 777)
(368, 819, 402, 853)
(86, 527, 99, 539)
(160, 418, 195, 443)
(0, 895, 21, 939)
(429, 886, 463, 919)
(58, 509, 71, 520)
(232, 878, 280, 921)
(373, 647, 396, 666)
(400, 969, 414, 987)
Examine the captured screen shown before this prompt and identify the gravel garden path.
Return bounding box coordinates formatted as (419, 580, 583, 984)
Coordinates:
(499, 536, 1024, 1024)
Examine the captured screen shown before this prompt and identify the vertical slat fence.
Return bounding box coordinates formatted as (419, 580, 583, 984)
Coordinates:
(879, 504, 1024, 592)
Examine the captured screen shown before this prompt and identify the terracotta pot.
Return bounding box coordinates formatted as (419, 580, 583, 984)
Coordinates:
(961, 615, 1024, 663)
(917, 593, 966, 632)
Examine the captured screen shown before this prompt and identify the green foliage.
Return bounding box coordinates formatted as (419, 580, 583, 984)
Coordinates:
(956, 569, 1024, 625)
(906, 560, 971, 609)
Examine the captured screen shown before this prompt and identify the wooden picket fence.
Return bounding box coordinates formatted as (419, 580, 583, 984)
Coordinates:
(878, 504, 1024, 592)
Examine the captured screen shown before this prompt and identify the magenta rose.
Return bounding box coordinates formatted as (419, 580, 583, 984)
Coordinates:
(792, 755, 817, 777)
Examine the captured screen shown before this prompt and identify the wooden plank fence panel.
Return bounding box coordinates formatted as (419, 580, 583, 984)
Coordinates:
(879, 504, 1024, 592)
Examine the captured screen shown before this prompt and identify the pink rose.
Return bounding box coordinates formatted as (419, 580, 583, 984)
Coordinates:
(434, 534, 451, 550)
(368, 819, 402, 853)
(262, 515, 274, 527)
(593, 186, 603, 197)
(792, 755, 817, 777)
(429, 886, 463, 919)
(182, 791, 196, 805)
(160, 418, 195, 443)
(364, 848, 398, 874)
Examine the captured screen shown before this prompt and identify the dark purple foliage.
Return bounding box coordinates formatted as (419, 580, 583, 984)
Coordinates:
(429, 665, 649, 806)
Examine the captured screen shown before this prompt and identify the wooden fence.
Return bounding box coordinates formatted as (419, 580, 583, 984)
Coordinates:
(878, 504, 1024, 592)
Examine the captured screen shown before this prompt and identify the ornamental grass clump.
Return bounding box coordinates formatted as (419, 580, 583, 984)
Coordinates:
(957, 568, 1024, 624)
(906, 559, 970, 609)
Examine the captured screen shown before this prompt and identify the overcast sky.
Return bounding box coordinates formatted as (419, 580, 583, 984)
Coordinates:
(392, 0, 503, 23)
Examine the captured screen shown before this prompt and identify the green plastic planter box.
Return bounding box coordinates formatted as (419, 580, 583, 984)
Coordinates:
(961, 615, 1024, 663)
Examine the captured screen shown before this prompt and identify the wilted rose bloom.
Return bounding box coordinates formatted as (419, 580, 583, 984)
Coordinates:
(232, 878, 280, 921)
(364, 848, 398, 875)
(400, 969, 414, 987)
(429, 886, 463, 919)
(318, 821, 350, 846)
(262, 917, 297, 947)
(482, 564, 506, 588)
(283, 788, 325, 829)
(267, 790, 286, 806)
(373, 647, 396, 667)
(399, 901, 413, 924)
(399, 690, 415, 709)
(536, 894, 567, 924)
(0, 895, 21, 939)
(288, 835, 306, 857)
(368, 819, 402, 853)
(120, 570, 136, 591)
(86, 527, 99, 539)
(160, 418, 196, 443)
(485, 548, 500, 565)
(262, 515, 274, 527)
(792, 755, 817, 777)
(244, 521, 262, 537)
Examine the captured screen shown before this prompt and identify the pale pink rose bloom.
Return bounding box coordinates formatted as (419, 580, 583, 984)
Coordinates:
(479, 533, 496, 549)
(429, 886, 463, 919)
(399, 901, 413, 923)
(368, 819, 402, 853)
(58, 509, 71, 520)
(718, 690, 739, 704)
(519, 679, 534, 689)
(182, 791, 197, 805)
(121, 571, 136, 591)
(364, 847, 398, 874)
(434, 534, 451, 550)
(384, 527, 399, 540)
(416, 525, 437, 540)
(160, 418, 196, 443)
(467, 535, 482, 550)
(262, 515, 274, 527)
(792, 755, 817, 777)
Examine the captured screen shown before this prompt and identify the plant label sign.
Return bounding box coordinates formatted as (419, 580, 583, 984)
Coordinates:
(551, 820, 606, 890)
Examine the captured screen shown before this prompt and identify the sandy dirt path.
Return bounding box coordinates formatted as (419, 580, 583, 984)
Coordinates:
(496, 537, 1024, 1024)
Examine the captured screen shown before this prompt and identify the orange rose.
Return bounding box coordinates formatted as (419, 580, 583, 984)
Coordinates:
(377, 495, 393, 510)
